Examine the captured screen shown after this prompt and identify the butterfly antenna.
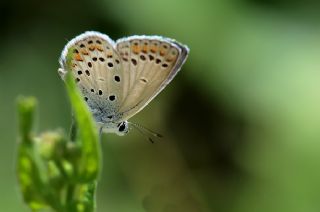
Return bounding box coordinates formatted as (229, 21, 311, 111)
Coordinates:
(129, 122, 163, 143)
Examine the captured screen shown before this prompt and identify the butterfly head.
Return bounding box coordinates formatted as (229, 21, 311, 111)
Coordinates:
(100, 120, 129, 136)
(116, 121, 129, 136)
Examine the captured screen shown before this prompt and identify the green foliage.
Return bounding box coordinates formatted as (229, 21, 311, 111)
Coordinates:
(16, 51, 101, 211)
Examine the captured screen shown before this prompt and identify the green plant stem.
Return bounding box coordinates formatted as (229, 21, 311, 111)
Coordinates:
(70, 116, 77, 142)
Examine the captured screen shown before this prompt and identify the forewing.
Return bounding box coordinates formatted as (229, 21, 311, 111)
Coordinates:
(58, 31, 124, 123)
(115, 36, 189, 121)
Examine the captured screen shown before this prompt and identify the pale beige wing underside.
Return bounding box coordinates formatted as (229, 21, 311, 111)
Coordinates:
(59, 32, 125, 123)
(115, 36, 189, 121)
(59, 32, 189, 124)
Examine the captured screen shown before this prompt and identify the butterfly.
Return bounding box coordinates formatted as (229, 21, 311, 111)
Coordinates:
(58, 31, 189, 138)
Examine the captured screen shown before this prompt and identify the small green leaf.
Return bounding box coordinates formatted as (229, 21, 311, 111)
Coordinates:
(16, 48, 101, 212)
(17, 96, 37, 143)
(16, 97, 48, 210)
(64, 48, 101, 182)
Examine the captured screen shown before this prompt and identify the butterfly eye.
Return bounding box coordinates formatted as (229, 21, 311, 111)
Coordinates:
(119, 124, 125, 132)
(118, 122, 127, 132)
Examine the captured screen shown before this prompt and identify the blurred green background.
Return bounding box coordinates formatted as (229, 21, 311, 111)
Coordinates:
(2, 0, 320, 211)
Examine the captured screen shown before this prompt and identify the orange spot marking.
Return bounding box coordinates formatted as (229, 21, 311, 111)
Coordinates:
(132, 45, 140, 54)
(89, 45, 95, 51)
(96, 46, 103, 51)
(142, 45, 149, 53)
(74, 54, 83, 61)
(81, 50, 89, 55)
(150, 46, 158, 53)
(160, 48, 167, 56)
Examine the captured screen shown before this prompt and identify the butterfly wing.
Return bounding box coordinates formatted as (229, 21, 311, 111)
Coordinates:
(58, 31, 125, 123)
(115, 36, 189, 121)
(58, 32, 189, 125)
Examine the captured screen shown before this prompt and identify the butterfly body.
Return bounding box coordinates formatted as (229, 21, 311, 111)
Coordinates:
(58, 31, 189, 135)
